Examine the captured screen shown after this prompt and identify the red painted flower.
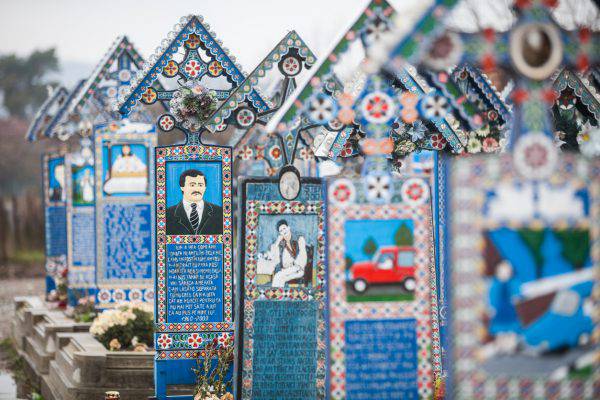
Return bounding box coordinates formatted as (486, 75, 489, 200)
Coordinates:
(430, 133, 447, 150)
(482, 137, 499, 153)
(365, 95, 390, 120)
(579, 27, 591, 44)
(333, 184, 351, 202)
(185, 34, 201, 49)
(184, 60, 202, 77)
(483, 28, 495, 43)
(187, 333, 202, 349)
(218, 333, 230, 347)
(157, 334, 172, 349)
(577, 54, 590, 73)
(163, 60, 178, 77)
(405, 182, 424, 201)
(541, 88, 558, 104)
(511, 88, 529, 105)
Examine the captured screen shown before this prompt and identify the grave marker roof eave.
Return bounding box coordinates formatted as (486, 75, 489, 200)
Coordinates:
(452, 5, 599, 139)
(63, 35, 160, 127)
(588, 65, 600, 93)
(204, 29, 317, 137)
(26, 86, 69, 142)
(114, 14, 269, 123)
(390, 65, 468, 152)
(552, 67, 600, 124)
(360, 0, 462, 85)
(264, 0, 397, 134)
(360, 0, 600, 152)
(44, 79, 87, 141)
(447, 64, 513, 129)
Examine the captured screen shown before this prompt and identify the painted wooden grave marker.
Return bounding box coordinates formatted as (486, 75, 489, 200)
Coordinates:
(42, 152, 69, 301)
(236, 178, 327, 400)
(449, 153, 599, 398)
(60, 36, 156, 306)
(115, 15, 263, 398)
(65, 136, 97, 305)
(327, 175, 442, 399)
(95, 121, 157, 307)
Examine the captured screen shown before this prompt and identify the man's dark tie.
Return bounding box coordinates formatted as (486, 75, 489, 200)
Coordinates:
(190, 203, 200, 233)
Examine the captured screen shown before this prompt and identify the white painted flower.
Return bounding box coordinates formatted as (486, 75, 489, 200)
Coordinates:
(364, 174, 392, 203)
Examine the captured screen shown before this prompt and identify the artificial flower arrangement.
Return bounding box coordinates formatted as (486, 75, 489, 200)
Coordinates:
(46, 257, 68, 309)
(73, 295, 97, 323)
(193, 335, 234, 400)
(89, 302, 153, 351)
(170, 80, 219, 132)
(391, 107, 505, 171)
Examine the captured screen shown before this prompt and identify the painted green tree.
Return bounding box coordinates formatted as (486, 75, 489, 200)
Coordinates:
(518, 228, 545, 279)
(394, 223, 413, 246)
(362, 237, 377, 257)
(345, 255, 354, 269)
(555, 229, 590, 270)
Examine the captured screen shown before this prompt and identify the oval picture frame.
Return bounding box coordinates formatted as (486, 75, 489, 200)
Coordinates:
(509, 22, 563, 81)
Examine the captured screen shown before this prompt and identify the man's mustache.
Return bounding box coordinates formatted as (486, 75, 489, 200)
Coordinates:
(191, 191, 203, 195)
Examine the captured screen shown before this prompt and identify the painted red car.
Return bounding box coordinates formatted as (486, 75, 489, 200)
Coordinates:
(348, 245, 416, 293)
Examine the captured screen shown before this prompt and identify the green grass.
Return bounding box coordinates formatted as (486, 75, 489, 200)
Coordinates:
(347, 293, 414, 303)
(569, 365, 592, 379)
(7, 248, 44, 264)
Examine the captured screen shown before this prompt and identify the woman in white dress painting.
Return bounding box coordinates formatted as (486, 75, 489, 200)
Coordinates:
(80, 168, 94, 203)
(256, 219, 308, 287)
(103, 144, 148, 194)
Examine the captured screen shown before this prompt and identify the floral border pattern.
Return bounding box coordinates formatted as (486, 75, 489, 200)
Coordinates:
(154, 144, 233, 360)
(327, 177, 440, 400)
(240, 198, 327, 399)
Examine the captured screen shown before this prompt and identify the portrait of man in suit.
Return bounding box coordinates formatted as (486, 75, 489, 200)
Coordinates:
(165, 169, 223, 235)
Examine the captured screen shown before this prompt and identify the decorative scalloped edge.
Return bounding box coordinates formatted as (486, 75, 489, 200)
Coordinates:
(451, 64, 512, 125)
(428, 70, 478, 127)
(265, 0, 397, 133)
(384, 0, 460, 69)
(44, 79, 87, 139)
(553, 68, 600, 123)
(68, 36, 145, 118)
(26, 86, 68, 141)
(116, 15, 268, 118)
(205, 30, 317, 133)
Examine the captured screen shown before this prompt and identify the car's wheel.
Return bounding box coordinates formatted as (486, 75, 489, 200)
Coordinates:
(353, 279, 368, 293)
(403, 277, 416, 292)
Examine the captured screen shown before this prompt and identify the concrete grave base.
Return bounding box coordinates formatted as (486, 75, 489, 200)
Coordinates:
(11, 296, 190, 400)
